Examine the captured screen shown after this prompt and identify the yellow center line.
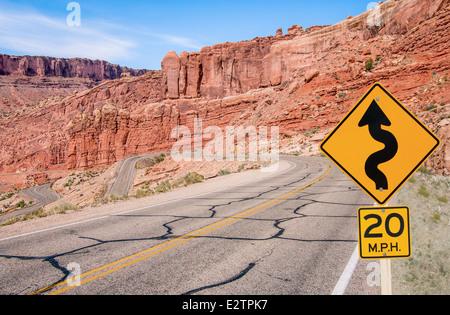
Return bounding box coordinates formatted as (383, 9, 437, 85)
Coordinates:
(30, 162, 332, 295)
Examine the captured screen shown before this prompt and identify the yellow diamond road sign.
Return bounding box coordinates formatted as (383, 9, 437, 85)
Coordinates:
(358, 206, 411, 259)
(320, 82, 440, 205)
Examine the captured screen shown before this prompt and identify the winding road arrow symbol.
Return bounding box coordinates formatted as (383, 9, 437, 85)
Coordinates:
(320, 82, 441, 205)
(358, 99, 398, 191)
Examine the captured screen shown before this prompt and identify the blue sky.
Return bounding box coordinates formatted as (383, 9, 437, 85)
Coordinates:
(0, 0, 376, 70)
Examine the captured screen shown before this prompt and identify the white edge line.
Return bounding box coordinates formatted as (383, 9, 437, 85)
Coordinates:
(0, 159, 298, 243)
(331, 244, 360, 295)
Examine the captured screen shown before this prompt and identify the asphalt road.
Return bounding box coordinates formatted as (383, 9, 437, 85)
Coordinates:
(0, 156, 379, 295)
(0, 184, 61, 224)
(107, 154, 151, 197)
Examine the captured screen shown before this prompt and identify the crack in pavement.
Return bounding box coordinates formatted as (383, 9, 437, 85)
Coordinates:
(0, 159, 346, 294)
(203, 172, 314, 218)
(181, 247, 276, 295)
(181, 263, 257, 295)
(0, 191, 360, 295)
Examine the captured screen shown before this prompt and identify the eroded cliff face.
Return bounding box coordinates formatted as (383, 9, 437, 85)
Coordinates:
(0, 55, 149, 116)
(162, 38, 274, 100)
(0, 54, 148, 80)
(0, 0, 448, 185)
(160, 0, 449, 101)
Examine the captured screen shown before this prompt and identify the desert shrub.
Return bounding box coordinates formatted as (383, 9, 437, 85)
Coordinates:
(135, 189, 153, 198)
(437, 195, 448, 203)
(184, 172, 204, 185)
(418, 166, 433, 175)
(418, 184, 430, 197)
(147, 153, 166, 168)
(50, 202, 79, 214)
(365, 58, 374, 71)
(218, 169, 231, 176)
(171, 172, 205, 189)
(155, 180, 171, 193)
(305, 128, 320, 137)
(15, 200, 26, 208)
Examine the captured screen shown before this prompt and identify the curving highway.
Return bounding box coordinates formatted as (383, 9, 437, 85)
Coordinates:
(0, 184, 61, 224)
(1, 153, 151, 224)
(0, 156, 379, 296)
(107, 154, 152, 197)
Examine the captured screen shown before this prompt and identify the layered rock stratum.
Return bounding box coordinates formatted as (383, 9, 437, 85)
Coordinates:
(0, 0, 448, 189)
(0, 55, 148, 114)
(0, 54, 147, 80)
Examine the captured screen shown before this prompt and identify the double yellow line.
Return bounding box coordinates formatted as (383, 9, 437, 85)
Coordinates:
(29, 162, 331, 295)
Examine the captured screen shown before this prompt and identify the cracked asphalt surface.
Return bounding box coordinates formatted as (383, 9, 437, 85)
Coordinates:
(0, 156, 379, 295)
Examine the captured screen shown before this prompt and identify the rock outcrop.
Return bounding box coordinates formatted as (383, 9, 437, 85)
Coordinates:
(0, 55, 149, 115)
(0, 54, 148, 81)
(161, 38, 275, 100)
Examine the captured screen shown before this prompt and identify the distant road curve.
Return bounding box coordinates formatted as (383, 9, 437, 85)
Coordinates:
(107, 154, 153, 197)
(1, 154, 154, 223)
(0, 184, 62, 224)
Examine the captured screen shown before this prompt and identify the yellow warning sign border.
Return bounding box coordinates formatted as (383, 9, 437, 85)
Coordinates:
(320, 82, 441, 205)
(357, 206, 411, 260)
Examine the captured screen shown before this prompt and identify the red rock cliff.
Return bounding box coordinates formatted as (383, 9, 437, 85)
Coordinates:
(0, 54, 148, 81)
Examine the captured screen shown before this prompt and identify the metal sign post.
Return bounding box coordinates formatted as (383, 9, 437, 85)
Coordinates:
(377, 202, 391, 296)
(380, 258, 392, 295)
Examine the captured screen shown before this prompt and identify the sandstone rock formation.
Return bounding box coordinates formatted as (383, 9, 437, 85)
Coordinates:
(0, 54, 149, 116)
(0, 0, 448, 190)
(0, 54, 148, 80)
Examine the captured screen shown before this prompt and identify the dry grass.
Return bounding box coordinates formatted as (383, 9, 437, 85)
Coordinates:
(1, 202, 80, 226)
(392, 169, 449, 295)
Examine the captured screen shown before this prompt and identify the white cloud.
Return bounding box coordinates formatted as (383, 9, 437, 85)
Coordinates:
(0, 9, 137, 62)
(95, 21, 203, 51)
(150, 34, 202, 51)
(0, 6, 203, 68)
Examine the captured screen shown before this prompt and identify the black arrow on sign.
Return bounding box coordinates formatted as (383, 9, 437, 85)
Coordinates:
(358, 99, 398, 191)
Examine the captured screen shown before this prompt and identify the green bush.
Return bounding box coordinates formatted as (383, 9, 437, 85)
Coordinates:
(218, 169, 231, 176)
(147, 153, 166, 168)
(365, 58, 374, 71)
(15, 200, 26, 208)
